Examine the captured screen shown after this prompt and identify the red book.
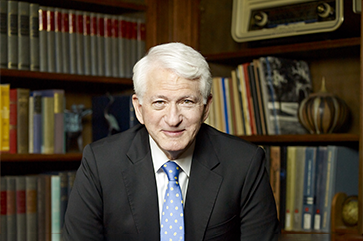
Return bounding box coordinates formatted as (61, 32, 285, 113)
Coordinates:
(9, 89, 17, 154)
(242, 63, 257, 135)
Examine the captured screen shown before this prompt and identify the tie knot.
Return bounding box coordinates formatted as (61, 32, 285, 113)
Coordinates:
(162, 161, 180, 181)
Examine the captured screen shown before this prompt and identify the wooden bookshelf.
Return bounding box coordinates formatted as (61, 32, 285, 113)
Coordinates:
(1, 153, 82, 162)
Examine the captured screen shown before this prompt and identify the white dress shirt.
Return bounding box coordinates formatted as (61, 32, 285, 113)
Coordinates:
(149, 135, 193, 222)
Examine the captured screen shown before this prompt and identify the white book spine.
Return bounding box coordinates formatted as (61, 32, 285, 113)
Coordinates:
(54, 8, 63, 73)
(137, 19, 145, 61)
(69, 9, 77, 74)
(38, 6, 47, 72)
(28, 95, 34, 153)
(111, 15, 119, 77)
(18, 1, 30, 70)
(61, 9, 70, 73)
(83, 12, 91, 75)
(104, 14, 112, 77)
(124, 17, 132, 78)
(7, 0, 18, 69)
(118, 16, 126, 78)
(129, 18, 137, 73)
(0, 0, 7, 69)
(29, 3, 39, 71)
(47, 7, 55, 72)
(76, 10, 84, 75)
(96, 13, 104, 76)
(90, 12, 97, 76)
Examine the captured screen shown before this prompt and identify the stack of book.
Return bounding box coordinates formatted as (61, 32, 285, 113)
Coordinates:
(1, 171, 76, 241)
(206, 56, 312, 135)
(266, 145, 359, 232)
(0, 0, 146, 78)
(0, 84, 66, 154)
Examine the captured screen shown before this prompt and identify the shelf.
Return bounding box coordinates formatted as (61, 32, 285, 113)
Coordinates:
(0, 153, 82, 162)
(239, 133, 359, 145)
(204, 37, 361, 65)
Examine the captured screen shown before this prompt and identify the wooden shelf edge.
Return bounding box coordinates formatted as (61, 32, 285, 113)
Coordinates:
(238, 133, 359, 144)
(0, 153, 82, 162)
(204, 37, 361, 63)
(0, 69, 133, 86)
(74, 0, 147, 10)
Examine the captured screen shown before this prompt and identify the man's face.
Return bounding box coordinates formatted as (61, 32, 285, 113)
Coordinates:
(132, 67, 212, 160)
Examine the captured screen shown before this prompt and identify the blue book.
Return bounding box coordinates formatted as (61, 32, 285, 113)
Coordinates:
(221, 77, 230, 134)
(302, 146, 317, 230)
(321, 146, 359, 232)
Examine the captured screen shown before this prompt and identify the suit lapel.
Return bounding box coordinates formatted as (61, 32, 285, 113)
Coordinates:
(185, 125, 223, 240)
(120, 127, 160, 239)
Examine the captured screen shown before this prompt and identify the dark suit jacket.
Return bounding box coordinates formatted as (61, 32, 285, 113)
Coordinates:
(63, 124, 280, 241)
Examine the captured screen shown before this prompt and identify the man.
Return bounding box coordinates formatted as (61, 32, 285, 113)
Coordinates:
(63, 42, 279, 240)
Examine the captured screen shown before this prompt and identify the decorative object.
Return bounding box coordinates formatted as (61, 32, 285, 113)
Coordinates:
(298, 77, 350, 134)
(341, 195, 359, 227)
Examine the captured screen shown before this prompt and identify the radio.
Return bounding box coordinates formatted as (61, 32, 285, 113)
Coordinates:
(231, 0, 359, 43)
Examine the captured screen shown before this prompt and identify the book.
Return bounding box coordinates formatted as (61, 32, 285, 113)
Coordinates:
(230, 71, 244, 135)
(96, 13, 105, 76)
(30, 91, 42, 153)
(284, 146, 297, 231)
(46, 7, 55, 72)
(51, 175, 61, 241)
(221, 77, 230, 134)
(29, 3, 39, 71)
(118, 15, 126, 77)
(42, 95, 54, 154)
(7, 0, 18, 69)
(302, 146, 317, 231)
(18, 1, 30, 70)
(1, 84, 10, 152)
(292, 146, 306, 231)
(136, 19, 146, 61)
(54, 8, 63, 73)
(69, 9, 77, 74)
(237, 64, 251, 135)
(313, 146, 328, 231)
(1, 177, 7, 241)
(90, 12, 98, 76)
(252, 59, 267, 135)
(104, 14, 112, 77)
(15, 176, 26, 241)
(0, 0, 7, 69)
(25, 176, 38, 241)
(91, 94, 139, 141)
(111, 15, 119, 77)
(321, 146, 359, 232)
(39, 6, 47, 72)
(5, 176, 16, 241)
(259, 56, 312, 134)
(129, 18, 137, 73)
(76, 10, 84, 75)
(10, 88, 30, 154)
(61, 8, 70, 74)
(247, 63, 262, 135)
(124, 18, 132, 78)
(37, 174, 51, 241)
(83, 11, 91, 75)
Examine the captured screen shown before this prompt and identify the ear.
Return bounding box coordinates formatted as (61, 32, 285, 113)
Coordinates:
(202, 94, 213, 122)
(132, 94, 145, 124)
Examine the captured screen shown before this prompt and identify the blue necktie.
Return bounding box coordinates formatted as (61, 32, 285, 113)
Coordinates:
(161, 161, 185, 241)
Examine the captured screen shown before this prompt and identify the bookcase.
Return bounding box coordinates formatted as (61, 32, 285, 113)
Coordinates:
(198, 0, 363, 240)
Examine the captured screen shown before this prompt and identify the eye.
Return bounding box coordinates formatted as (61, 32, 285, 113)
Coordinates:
(181, 99, 195, 106)
(152, 100, 166, 109)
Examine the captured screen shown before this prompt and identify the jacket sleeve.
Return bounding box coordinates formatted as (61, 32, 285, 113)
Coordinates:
(62, 144, 105, 241)
(240, 146, 280, 241)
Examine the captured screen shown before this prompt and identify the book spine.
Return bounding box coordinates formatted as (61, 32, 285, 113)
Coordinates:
(18, 1, 29, 70)
(16, 176, 26, 241)
(0, 0, 7, 69)
(17, 88, 29, 154)
(54, 91, 65, 154)
(33, 93, 42, 153)
(28, 95, 34, 153)
(7, 0, 18, 69)
(129, 18, 137, 72)
(54, 8, 63, 73)
(9, 89, 17, 154)
(68, 9, 77, 74)
(6, 176, 16, 241)
(38, 6, 47, 72)
(83, 11, 91, 75)
(104, 14, 112, 77)
(237, 64, 251, 135)
(137, 19, 145, 61)
(1, 84, 10, 152)
(29, 3, 39, 71)
(118, 16, 126, 78)
(1, 178, 7, 241)
(26, 176, 38, 241)
(76, 10, 84, 75)
(124, 18, 132, 78)
(111, 15, 119, 77)
(51, 175, 61, 241)
(284, 146, 297, 231)
(61, 9, 69, 74)
(46, 7, 55, 72)
(90, 12, 98, 76)
(97, 13, 105, 76)
(41, 96, 54, 154)
(221, 77, 230, 134)
(292, 146, 306, 231)
(59, 172, 68, 229)
(37, 176, 46, 241)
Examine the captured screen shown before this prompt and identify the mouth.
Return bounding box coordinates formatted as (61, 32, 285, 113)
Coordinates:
(162, 129, 185, 137)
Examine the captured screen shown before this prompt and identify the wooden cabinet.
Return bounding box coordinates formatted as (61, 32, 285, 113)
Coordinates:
(199, 0, 363, 239)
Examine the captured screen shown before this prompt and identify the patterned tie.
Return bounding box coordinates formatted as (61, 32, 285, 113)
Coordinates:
(161, 161, 185, 241)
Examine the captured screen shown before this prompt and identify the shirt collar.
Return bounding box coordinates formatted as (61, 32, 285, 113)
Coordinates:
(149, 135, 194, 177)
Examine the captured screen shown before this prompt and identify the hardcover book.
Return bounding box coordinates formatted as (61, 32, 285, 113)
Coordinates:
(76, 10, 84, 75)
(0, 0, 7, 69)
(39, 6, 47, 72)
(46, 7, 55, 72)
(69, 9, 77, 74)
(29, 3, 39, 71)
(18, 1, 30, 70)
(7, 0, 18, 69)
(54, 8, 63, 73)
(1, 84, 10, 152)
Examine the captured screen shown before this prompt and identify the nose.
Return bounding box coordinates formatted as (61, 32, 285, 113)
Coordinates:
(164, 103, 182, 127)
